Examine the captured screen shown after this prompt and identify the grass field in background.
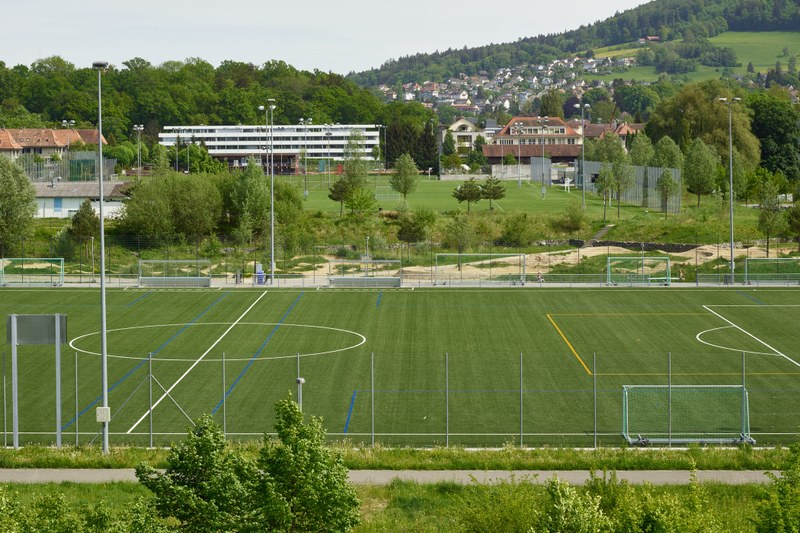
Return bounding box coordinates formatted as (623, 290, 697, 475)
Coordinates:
(1, 286, 799, 448)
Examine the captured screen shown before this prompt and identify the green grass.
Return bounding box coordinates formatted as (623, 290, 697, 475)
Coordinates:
(1, 286, 799, 448)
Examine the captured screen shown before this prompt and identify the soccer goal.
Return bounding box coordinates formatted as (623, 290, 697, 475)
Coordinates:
(327, 258, 402, 288)
(138, 259, 212, 288)
(622, 385, 754, 445)
(744, 257, 800, 285)
(0, 258, 64, 286)
(434, 253, 527, 286)
(606, 256, 671, 286)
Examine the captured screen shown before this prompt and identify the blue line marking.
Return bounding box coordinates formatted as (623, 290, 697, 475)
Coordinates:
(376, 290, 382, 308)
(62, 292, 231, 430)
(212, 292, 303, 414)
(343, 390, 358, 433)
(127, 292, 152, 307)
(736, 290, 765, 305)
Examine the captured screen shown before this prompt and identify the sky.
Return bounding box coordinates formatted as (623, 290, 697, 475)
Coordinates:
(5, 0, 652, 75)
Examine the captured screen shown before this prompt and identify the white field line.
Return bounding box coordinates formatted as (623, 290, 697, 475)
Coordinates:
(703, 305, 800, 368)
(126, 290, 269, 433)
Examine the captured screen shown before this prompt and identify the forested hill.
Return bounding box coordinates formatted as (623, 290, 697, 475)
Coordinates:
(348, 0, 800, 86)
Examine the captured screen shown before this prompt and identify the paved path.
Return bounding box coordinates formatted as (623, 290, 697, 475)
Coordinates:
(0, 469, 779, 485)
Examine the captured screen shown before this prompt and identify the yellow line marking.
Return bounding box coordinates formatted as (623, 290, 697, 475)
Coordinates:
(547, 313, 592, 376)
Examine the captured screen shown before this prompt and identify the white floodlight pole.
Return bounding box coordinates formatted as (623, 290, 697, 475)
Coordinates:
(719, 97, 741, 282)
(93, 60, 110, 455)
(574, 103, 590, 209)
(296, 377, 305, 411)
(269, 100, 276, 285)
(516, 122, 522, 189)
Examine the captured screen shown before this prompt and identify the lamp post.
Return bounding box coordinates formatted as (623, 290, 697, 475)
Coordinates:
(258, 100, 277, 285)
(574, 103, 590, 209)
(61, 119, 75, 156)
(719, 96, 741, 282)
(300, 117, 312, 197)
(325, 125, 332, 184)
(538, 116, 548, 199)
(133, 125, 143, 180)
(92, 60, 110, 455)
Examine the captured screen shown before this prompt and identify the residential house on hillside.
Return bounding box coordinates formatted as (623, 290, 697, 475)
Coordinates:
(485, 116, 582, 165)
(444, 119, 484, 154)
(0, 128, 106, 162)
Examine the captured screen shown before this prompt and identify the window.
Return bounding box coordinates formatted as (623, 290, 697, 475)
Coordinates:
(54, 197, 62, 213)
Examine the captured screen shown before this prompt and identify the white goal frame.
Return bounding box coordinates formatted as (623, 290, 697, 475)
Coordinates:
(744, 257, 800, 285)
(327, 258, 402, 288)
(622, 384, 754, 446)
(138, 259, 212, 288)
(0, 258, 64, 286)
(606, 256, 671, 286)
(434, 253, 527, 286)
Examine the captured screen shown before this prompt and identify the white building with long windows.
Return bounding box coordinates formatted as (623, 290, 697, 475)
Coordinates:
(158, 124, 381, 173)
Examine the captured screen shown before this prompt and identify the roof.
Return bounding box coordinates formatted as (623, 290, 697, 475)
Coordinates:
(33, 180, 130, 199)
(583, 123, 614, 139)
(496, 116, 577, 136)
(0, 129, 23, 150)
(614, 123, 646, 136)
(0, 128, 106, 148)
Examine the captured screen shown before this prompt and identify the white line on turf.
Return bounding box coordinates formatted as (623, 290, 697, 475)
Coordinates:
(126, 290, 269, 433)
(703, 305, 800, 368)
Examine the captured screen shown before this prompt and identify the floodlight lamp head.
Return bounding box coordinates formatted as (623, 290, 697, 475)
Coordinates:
(733, 97, 742, 102)
(92, 61, 109, 71)
(258, 105, 265, 111)
(296, 377, 305, 385)
(718, 97, 728, 103)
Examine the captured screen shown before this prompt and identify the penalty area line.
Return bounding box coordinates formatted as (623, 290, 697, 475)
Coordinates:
(126, 290, 269, 433)
(703, 305, 800, 368)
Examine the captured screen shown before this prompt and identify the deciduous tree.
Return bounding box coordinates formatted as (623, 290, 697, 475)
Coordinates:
(452, 178, 482, 212)
(0, 156, 36, 256)
(390, 153, 420, 201)
(682, 138, 718, 207)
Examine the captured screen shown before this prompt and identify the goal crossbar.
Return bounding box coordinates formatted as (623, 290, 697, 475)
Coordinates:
(327, 259, 402, 287)
(745, 257, 800, 285)
(434, 253, 527, 285)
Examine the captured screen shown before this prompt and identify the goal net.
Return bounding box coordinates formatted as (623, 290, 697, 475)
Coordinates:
(327, 258, 402, 288)
(745, 257, 800, 285)
(607, 256, 671, 286)
(434, 253, 526, 286)
(0, 258, 64, 286)
(622, 385, 754, 445)
(138, 259, 212, 288)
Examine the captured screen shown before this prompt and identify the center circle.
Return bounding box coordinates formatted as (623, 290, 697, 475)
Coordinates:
(68, 322, 367, 361)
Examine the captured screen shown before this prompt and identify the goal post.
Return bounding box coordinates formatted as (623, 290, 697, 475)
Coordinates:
(745, 257, 800, 285)
(138, 259, 212, 288)
(327, 258, 402, 288)
(622, 384, 754, 445)
(0, 258, 64, 286)
(607, 256, 671, 286)
(434, 253, 526, 286)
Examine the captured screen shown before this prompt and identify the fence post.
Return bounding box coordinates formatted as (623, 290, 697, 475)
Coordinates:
(668, 352, 672, 447)
(75, 352, 78, 447)
(149, 352, 153, 448)
(519, 352, 523, 447)
(445, 352, 449, 448)
(371, 352, 374, 447)
(593, 353, 597, 449)
(222, 352, 227, 437)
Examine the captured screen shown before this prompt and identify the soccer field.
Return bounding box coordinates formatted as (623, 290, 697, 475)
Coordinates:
(2, 287, 799, 448)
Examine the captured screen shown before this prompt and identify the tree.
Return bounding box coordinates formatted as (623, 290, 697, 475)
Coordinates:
(136, 415, 262, 532)
(540, 90, 564, 118)
(328, 178, 350, 217)
(442, 129, 456, 157)
(136, 395, 360, 533)
(656, 169, 681, 219)
(628, 132, 655, 167)
(596, 162, 613, 221)
(788, 204, 800, 252)
(758, 180, 788, 257)
(256, 395, 360, 533)
(390, 153, 420, 201)
(452, 178, 482, 212)
(342, 130, 369, 191)
(344, 187, 376, 219)
(682, 138, 719, 207)
(747, 90, 800, 183)
(481, 176, 506, 210)
(651, 135, 684, 170)
(0, 156, 36, 256)
(68, 199, 100, 257)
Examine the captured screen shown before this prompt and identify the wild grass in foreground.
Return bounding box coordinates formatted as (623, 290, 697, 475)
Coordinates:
(0, 443, 791, 471)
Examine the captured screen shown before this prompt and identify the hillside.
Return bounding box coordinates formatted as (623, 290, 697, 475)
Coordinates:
(348, 0, 800, 87)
